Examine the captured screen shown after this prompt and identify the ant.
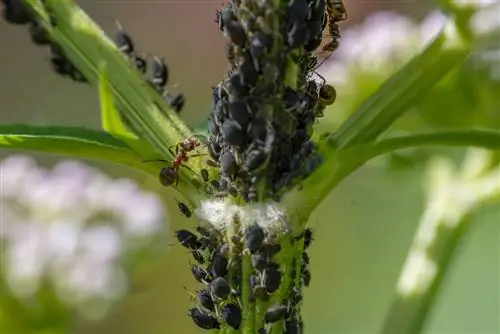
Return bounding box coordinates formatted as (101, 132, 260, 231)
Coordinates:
(151, 135, 208, 187)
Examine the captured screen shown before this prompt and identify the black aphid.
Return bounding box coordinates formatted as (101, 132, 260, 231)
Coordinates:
(164, 93, 185, 113)
(210, 276, 231, 299)
(29, 20, 50, 45)
(302, 251, 309, 265)
(175, 229, 200, 250)
(2, 0, 31, 25)
(151, 56, 168, 88)
(176, 199, 192, 218)
(189, 307, 220, 330)
(191, 264, 211, 284)
(284, 318, 302, 334)
(263, 266, 282, 293)
(191, 250, 205, 264)
(251, 253, 268, 271)
(258, 328, 267, 334)
(264, 304, 288, 324)
(210, 251, 228, 277)
(200, 168, 210, 182)
(197, 289, 215, 311)
(221, 303, 242, 330)
(113, 20, 135, 55)
(244, 224, 265, 253)
(301, 268, 311, 287)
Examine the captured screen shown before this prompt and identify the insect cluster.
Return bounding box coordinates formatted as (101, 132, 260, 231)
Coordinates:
(175, 197, 317, 333)
(2, 1, 185, 115)
(112, 21, 186, 114)
(193, 0, 348, 204)
(2, 0, 88, 82)
(169, 0, 346, 332)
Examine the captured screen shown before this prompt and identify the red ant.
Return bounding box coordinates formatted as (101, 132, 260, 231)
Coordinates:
(152, 135, 207, 187)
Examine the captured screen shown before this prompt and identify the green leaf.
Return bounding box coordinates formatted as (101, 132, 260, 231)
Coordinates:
(288, 130, 500, 220)
(97, 63, 159, 159)
(0, 124, 158, 176)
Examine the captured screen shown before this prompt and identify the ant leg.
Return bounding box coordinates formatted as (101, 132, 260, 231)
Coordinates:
(143, 159, 168, 163)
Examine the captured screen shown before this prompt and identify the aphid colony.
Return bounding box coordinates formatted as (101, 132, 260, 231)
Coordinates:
(2, 1, 185, 114)
(193, 0, 348, 204)
(175, 198, 316, 332)
(2, 0, 88, 82)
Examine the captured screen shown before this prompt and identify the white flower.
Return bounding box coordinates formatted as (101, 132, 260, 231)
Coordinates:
(0, 155, 166, 319)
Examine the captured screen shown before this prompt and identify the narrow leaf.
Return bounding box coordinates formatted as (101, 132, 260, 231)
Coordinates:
(0, 124, 157, 176)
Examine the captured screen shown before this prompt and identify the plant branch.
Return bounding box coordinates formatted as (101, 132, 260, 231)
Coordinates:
(286, 130, 500, 220)
(381, 149, 500, 334)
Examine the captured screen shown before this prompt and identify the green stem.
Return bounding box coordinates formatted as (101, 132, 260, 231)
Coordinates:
(381, 215, 472, 334)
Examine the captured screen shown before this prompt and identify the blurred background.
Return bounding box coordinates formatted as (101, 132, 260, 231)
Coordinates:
(0, 0, 499, 333)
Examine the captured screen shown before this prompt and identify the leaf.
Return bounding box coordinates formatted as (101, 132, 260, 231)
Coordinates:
(0, 124, 158, 176)
(97, 63, 159, 159)
(287, 130, 500, 220)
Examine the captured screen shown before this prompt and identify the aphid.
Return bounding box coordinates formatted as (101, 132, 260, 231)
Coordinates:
(221, 303, 242, 330)
(224, 20, 247, 48)
(113, 20, 135, 55)
(200, 168, 210, 182)
(228, 100, 251, 127)
(197, 289, 215, 311)
(227, 71, 249, 97)
(284, 318, 302, 334)
(191, 250, 205, 264)
(164, 92, 185, 113)
(188, 307, 220, 330)
(221, 119, 245, 147)
(175, 229, 200, 250)
(175, 199, 192, 218)
(132, 54, 147, 74)
(302, 251, 310, 265)
(287, 21, 310, 49)
(244, 224, 265, 253)
(249, 33, 267, 61)
(314, 83, 337, 117)
(239, 52, 259, 86)
(292, 228, 313, 249)
(210, 277, 231, 299)
(243, 148, 267, 172)
(258, 328, 267, 334)
(263, 266, 282, 293)
(151, 56, 169, 88)
(220, 151, 238, 177)
(301, 267, 311, 287)
(210, 251, 228, 277)
(191, 264, 211, 284)
(29, 19, 50, 45)
(264, 304, 288, 324)
(251, 253, 268, 271)
(2, 0, 31, 25)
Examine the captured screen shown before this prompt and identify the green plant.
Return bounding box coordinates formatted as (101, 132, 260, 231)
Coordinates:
(2, 0, 500, 333)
